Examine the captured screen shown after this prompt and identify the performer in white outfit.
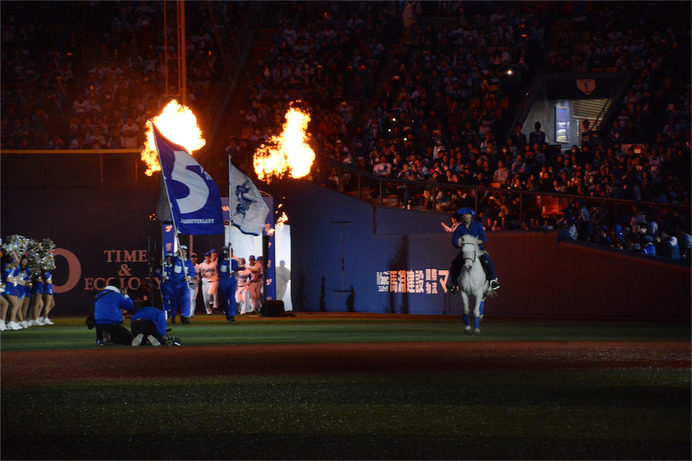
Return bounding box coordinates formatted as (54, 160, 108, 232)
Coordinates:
(247, 255, 263, 314)
(198, 252, 218, 314)
(188, 252, 200, 317)
(235, 258, 251, 314)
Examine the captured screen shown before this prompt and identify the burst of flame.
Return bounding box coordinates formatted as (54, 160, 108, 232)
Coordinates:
(276, 212, 288, 229)
(253, 106, 315, 182)
(265, 212, 288, 236)
(141, 100, 206, 176)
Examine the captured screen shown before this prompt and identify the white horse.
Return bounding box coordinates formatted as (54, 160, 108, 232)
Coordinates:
(456, 234, 492, 334)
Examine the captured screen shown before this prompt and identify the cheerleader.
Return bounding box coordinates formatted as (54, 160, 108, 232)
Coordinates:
(0, 258, 7, 331)
(41, 270, 55, 325)
(29, 268, 44, 325)
(17, 255, 32, 328)
(0, 281, 7, 331)
(0, 247, 7, 331)
(3, 253, 23, 330)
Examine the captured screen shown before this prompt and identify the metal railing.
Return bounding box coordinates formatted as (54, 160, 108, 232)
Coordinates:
(313, 154, 691, 231)
(4, 149, 688, 234)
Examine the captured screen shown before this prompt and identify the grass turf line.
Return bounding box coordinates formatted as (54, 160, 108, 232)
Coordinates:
(2, 316, 690, 459)
(1, 315, 690, 351)
(2, 371, 690, 460)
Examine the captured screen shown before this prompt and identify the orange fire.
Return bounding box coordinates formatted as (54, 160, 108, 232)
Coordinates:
(266, 212, 288, 236)
(276, 212, 288, 228)
(141, 100, 206, 176)
(253, 106, 315, 182)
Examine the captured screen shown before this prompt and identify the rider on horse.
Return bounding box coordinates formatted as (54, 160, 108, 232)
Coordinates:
(446, 207, 500, 293)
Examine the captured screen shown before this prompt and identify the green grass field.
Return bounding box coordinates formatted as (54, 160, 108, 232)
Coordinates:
(2, 315, 690, 460)
(1, 314, 690, 351)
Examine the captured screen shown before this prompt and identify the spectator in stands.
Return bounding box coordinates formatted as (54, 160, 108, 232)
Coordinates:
(641, 235, 657, 256)
(509, 154, 527, 181)
(491, 159, 510, 186)
(1, 0, 689, 234)
(576, 199, 593, 241)
(529, 121, 546, 146)
(509, 123, 527, 153)
(121, 116, 139, 149)
(371, 153, 392, 197)
(396, 160, 421, 208)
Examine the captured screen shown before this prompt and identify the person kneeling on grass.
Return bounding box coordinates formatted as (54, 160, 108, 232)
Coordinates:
(92, 280, 134, 346)
(130, 304, 181, 347)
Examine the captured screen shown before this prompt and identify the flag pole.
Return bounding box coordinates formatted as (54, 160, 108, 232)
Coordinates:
(154, 122, 174, 315)
(154, 121, 189, 281)
(228, 153, 233, 250)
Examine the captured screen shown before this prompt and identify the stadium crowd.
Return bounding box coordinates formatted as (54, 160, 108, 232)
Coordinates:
(1, 1, 237, 150)
(231, 2, 690, 257)
(1, 1, 689, 260)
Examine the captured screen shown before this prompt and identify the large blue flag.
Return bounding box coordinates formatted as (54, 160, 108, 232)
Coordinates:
(229, 163, 270, 236)
(154, 124, 224, 235)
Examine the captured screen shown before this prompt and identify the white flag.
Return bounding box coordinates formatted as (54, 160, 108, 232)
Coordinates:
(154, 124, 224, 235)
(229, 164, 270, 236)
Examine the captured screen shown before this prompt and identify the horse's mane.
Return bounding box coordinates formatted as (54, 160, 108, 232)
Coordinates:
(460, 234, 480, 245)
(458, 234, 487, 255)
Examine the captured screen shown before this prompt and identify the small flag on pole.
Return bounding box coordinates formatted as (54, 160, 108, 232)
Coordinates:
(229, 163, 270, 236)
(154, 124, 224, 235)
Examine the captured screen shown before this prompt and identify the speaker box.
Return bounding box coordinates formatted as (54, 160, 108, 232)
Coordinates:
(261, 300, 285, 317)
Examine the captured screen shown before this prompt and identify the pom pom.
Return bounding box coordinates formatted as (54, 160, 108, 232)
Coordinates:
(1, 236, 56, 270)
(1, 234, 31, 255)
(27, 239, 42, 273)
(39, 238, 56, 270)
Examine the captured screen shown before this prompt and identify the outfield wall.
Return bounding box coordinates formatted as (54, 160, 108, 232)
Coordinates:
(276, 181, 691, 322)
(2, 178, 689, 321)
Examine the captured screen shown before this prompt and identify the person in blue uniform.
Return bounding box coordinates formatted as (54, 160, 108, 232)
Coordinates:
(29, 268, 44, 325)
(130, 305, 175, 346)
(168, 245, 195, 324)
(3, 254, 23, 330)
(158, 253, 175, 322)
(40, 270, 55, 325)
(217, 245, 240, 323)
(17, 255, 31, 328)
(447, 207, 500, 293)
(93, 280, 134, 346)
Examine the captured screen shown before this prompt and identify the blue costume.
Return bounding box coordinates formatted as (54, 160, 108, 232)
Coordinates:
(93, 284, 135, 345)
(42, 272, 54, 295)
(130, 305, 168, 345)
(669, 236, 681, 260)
(131, 306, 167, 336)
(218, 250, 239, 322)
(577, 200, 593, 241)
(452, 218, 489, 251)
(30, 278, 43, 296)
(94, 286, 135, 324)
(17, 266, 30, 299)
(168, 254, 195, 322)
(448, 207, 499, 292)
(158, 257, 175, 320)
(3, 265, 19, 297)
